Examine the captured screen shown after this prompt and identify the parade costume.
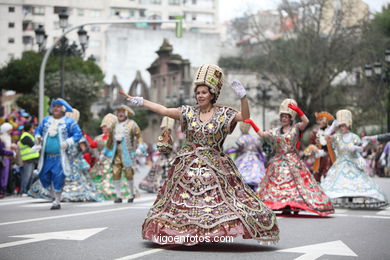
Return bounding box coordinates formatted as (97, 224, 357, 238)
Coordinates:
(234, 123, 266, 191)
(0, 123, 14, 197)
(141, 64, 279, 245)
(89, 113, 130, 200)
(321, 110, 388, 208)
(309, 112, 336, 183)
(34, 99, 83, 209)
(255, 99, 334, 216)
(103, 105, 144, 203)
(139, 116, 175, 193)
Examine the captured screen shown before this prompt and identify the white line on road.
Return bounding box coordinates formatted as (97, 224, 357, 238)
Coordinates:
(0, 206, 150, 226)
(114, 246, 178, 260)
(0, 198, 49, 206)
(377, 207, 390, 216)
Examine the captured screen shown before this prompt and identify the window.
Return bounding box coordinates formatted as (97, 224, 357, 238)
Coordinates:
(23, 36, 33, 45)
(9, 6, 15, 13)
(140, 9, 146, 17)
(8, 53, 15, 60)
(22, 21, 34, 31)
(23, 5, 33, 15)
(192, 14, 197, 21)
(87, 10, 101, 17)
(54, 6, 68, 14)
(8, 22, 15, 28)
(8, 38, 15, 44)
(78, 8, 84, 16)
(168, 0, 180, 4)
(192, 0, 197, 4)
(33, 6, 45, 15)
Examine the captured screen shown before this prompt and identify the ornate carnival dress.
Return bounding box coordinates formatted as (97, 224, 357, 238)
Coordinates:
(257, 124, 334, 216)
(142, 105, 279, 245)
(89, 134, 130, 200)
(321, 132, 388, 208)
(235, 134, 266, 190)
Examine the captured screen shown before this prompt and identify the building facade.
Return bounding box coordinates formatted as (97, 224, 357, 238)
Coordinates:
(0, 0, 219, 68)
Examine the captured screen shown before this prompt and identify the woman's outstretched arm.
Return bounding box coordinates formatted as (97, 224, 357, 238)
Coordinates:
(120, 90, 180, 120)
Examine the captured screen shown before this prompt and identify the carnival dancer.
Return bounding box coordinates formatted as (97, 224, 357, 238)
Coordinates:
(33, 98, 83, 210)
(0, 123, 17, 198)
(308, 112, 336, 183)
(88, 113, 130, 200)
(245, 99, 334, 216)
(139, 116, 176, 193)
(122, 64, 279, 245)
(321, 110, 388, 208)
(235, 122, 266, 191)
(102, 105, 144, 203)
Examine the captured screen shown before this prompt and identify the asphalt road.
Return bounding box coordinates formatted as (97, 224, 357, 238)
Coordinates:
(0, 166, 389, 260)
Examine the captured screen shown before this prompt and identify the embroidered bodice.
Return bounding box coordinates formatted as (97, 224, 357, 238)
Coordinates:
(179, 105, 237, 152)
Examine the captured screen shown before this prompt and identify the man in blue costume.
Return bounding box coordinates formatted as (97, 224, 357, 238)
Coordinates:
(34, 98, 83, 210)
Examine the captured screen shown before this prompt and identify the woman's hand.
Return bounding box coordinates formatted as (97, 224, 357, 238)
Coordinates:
(288, 103, 304, 117)
(119, 90, 144, 107)
(231, 80, 247, 99)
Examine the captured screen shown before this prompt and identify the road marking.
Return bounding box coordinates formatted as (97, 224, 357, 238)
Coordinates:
(114, 246, 178, 260)
(278, 240, 357, 260)
(377, 207, 390, 216)
(333, 213, 390, 220)
(0, 198, 49, 206)
(0, 206, 149, 226)
(0, 227, 106, 249)
(76, 196, 156, 207)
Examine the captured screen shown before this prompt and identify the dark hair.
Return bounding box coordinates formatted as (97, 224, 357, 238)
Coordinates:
(24, 122, 32, 131)
(194, 85, 216, 104)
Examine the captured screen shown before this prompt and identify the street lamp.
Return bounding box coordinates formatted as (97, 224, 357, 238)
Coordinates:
(34, 25, 46, 51)
(35, 11, 89, 98)
(363, 49, 390, 132)
(245, 77, 272, 130)
(58, 10, 69, 29)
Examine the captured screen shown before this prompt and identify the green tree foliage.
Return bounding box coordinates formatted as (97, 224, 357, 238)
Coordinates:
(41, 71, 103, 129)
(372, 4, 390, 37)
(0, 51, 104, 94)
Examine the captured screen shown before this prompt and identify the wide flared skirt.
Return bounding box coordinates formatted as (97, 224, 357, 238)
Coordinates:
(142, 147, 279, 245)
(257, 154, 334, 216)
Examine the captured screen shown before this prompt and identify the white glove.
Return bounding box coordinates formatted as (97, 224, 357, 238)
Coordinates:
(31, 144, 42, 152)
(348, 145, 363, 153)
(324, 120, 338, 136)
(61, 142, 68, 150)
(126, 96, 144, 107)
(315, 149, 326, 158)
(231, 80, 247, 99)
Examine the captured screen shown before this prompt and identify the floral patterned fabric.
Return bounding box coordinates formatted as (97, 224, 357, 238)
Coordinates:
(142, 105, 279, 245)
(257, 125, 334, 216)
(321, 132, 388, 208)
(89, 134, 130, 200)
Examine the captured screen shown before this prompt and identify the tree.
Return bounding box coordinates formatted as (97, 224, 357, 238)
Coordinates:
(221, 0, 382, 126)
(39, 71, 104, 129)
(0, 51, 104, 94)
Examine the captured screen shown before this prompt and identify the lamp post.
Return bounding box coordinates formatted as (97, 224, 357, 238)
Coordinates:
(37, 18, 183, 122)
(363, 49, 390, 132)
(245, 77, 272, 130)
(35, 11, 89, 98)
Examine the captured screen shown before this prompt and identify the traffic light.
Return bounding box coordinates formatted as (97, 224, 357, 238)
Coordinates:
(175, 16, 183, 38)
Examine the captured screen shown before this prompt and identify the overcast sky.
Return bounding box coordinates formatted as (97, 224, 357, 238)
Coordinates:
(219, 0, 390, 22)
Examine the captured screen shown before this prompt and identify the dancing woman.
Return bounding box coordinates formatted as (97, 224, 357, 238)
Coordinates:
(122, 64, 279, 245)
(245, 99, 334, 216)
